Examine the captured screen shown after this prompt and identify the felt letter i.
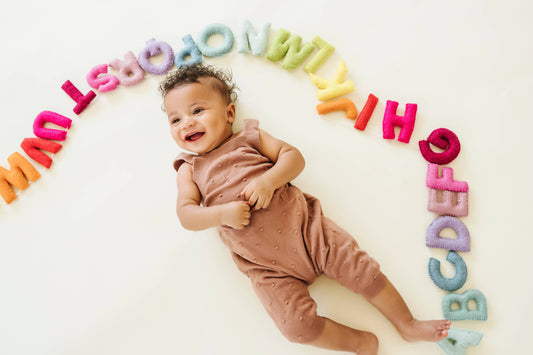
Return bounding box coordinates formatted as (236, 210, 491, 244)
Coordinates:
(382, 100, 417, 143)
(61, 80, 97, 115)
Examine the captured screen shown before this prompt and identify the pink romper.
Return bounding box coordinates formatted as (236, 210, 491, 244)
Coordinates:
(174, 119, 387, 343)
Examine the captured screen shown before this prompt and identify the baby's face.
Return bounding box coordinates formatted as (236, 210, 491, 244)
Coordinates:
(164, 78, 235, 154)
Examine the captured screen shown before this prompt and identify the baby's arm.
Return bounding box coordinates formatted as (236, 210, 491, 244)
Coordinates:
(241, 129, 305, 210)
(176, 163, 251, 230)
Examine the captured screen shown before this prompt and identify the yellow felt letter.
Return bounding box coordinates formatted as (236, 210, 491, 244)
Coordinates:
(308, 60, 355, 101)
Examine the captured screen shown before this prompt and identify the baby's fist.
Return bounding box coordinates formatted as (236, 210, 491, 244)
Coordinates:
(220, 201, 251, 229)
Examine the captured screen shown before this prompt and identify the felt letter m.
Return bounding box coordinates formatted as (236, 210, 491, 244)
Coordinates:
(382, 100, 417, 143)
(0, 153, 41, 204)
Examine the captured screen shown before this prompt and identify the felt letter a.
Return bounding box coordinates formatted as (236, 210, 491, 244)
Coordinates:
(438, 328, 483, 355)
(0, 152, 41, 204)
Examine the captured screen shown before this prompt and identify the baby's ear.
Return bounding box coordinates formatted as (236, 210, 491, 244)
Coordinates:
(226, 103, 236, 123)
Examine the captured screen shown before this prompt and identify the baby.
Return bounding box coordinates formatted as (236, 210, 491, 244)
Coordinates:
(160, 64, 451, 354)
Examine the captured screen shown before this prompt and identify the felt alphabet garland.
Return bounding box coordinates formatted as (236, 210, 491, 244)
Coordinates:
(1, 20, 487, 353)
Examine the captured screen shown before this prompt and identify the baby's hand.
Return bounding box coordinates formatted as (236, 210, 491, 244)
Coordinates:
(241, 177, 276, 210)
(220, 201, 251, 229)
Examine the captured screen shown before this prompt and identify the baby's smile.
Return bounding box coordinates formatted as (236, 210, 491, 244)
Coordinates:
(185, 131, 205, 142)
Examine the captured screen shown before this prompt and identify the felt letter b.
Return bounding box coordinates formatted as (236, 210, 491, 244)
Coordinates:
(442, 289, 488, 321)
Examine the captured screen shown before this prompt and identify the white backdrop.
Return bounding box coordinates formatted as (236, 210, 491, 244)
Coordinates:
(1, 1, 531, 354)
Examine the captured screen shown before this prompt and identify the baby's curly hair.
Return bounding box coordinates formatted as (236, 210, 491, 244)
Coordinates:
(159, 63, 238, 104)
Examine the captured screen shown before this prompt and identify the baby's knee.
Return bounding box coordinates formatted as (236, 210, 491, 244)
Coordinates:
(276, 314, 326, 344)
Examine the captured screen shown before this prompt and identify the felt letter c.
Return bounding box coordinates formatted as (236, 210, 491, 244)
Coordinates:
(428, 250, 468, 292)
(419, 128, 461, 165)
(138, 38, 175, 75)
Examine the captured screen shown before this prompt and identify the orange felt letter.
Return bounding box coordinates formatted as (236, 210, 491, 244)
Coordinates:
(0, 152, 41, 204)
(316, 98, 358, 120)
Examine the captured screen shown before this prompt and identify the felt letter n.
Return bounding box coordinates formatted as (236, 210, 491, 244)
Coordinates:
(238, 20, 271, 56)
(0, 153, 41, 204)
(382, 100, 417, 143)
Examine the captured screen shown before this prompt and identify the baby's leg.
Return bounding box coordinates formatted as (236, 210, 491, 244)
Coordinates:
(368, 280, 451, 342)
(317, 216, 450, 343)
(248, 269, 378, 354)
(306, 317, 379, 355)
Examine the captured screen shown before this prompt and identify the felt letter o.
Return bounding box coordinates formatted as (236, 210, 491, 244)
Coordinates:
(428, 250, 468, 292)
(174, 34, 203, 68)
(197, 23, 234, 57)
(86, 64, 119, 92)
(426, 215, 471, 252)
(138, 38, 175, 75)
(419, 128, 461, 165)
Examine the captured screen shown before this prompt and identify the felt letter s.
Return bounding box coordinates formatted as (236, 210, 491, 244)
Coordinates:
(86, 64, 119, 92)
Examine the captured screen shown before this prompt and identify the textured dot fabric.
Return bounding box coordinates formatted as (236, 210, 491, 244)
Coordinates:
(174, 119, 387, 342)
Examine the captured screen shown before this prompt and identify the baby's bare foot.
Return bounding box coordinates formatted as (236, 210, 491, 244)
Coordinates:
(399, 319, 451, 343)
(353, 330, 379, 355)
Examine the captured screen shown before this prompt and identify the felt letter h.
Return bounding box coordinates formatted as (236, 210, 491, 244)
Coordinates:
(382, 100, 417, 143)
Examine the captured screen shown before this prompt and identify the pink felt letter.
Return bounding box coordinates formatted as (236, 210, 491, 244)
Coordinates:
(33, 111, 72, 141)
(382, 100, 417, 143)
(61, 80, 97, 115)
(86, 64, 119, 92)
(109, 51, 145, 87)
(426, 164, 469, 192)
(419, 128, 461, 165)
(428, 188, 469, 217)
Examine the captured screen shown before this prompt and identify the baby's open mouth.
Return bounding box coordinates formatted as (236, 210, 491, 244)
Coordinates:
(185, 132, 205, 142)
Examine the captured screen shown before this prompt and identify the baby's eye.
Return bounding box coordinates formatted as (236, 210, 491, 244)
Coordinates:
(193, 108, 204, 115)
(170, 117, 181, 124)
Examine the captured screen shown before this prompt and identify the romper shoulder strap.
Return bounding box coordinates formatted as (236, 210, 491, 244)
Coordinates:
(242, 119, 262, 152)
(173, 152, 195, 172)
